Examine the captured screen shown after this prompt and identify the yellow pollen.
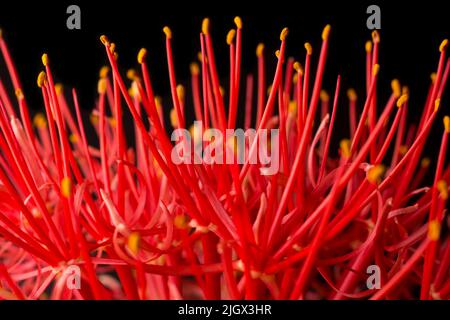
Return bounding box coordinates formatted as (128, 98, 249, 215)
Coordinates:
(434, 99, 441, 112)
(439, 39, 448, 52)
(396, 94, 409, 108)
(163, 26, 172, 39)
(234, 16, 243, 29)
(399, 145, 408, 155)
(174, 214, 188, 229)
(280, 27, 289, 41)
(137, 48, 147, 64)
(97, 78, 107, 94)
(367, 165, 386, 184)
(15, 88, 24, 100)
(275, 50, 280, 58)
(55, 83, 63, 95)
(99, 35, 109, 46)
(41, 53, 49, 66)
(340, 139, 351, 159)
(304, 42, 312, 55)
(226, 29, 236, 45)
(365, 41, 373, 53)
(176, 84, 185, 102)
(61, 177, 72, 198)
(126, 69, 138, 81)
(256, 43, 264, 57)
(288, 101, 297, 114)
(322, 24, 331, 40)
(202, 18, 210, 35)
(391, 79, 401, 98)
(372, 64, 380, 76)
(127, 232, 140, 255)
(428, 220, 441, 241)
(170, 108, 178, 128)
(320, 90, 329, 102)
(37, 71, 47, 88)
(90, 113, 99, 126)
(33, 113, 47, 129)
(437, 180, 448, 200)
(443, 116, 450, 133)
(293, 61, 302, 73)
(69, 134, 78, 143)
(190, 62, 200, 75)
(99, 66, 110, 78)
(347, 88, 357, 102)
(430, 72, 437, 83)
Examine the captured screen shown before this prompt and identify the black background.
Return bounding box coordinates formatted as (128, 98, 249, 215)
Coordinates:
(0, 0, 449, 141)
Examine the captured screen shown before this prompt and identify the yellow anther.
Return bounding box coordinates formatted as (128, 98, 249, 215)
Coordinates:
(174, 214, 188, 229)
(396, 94, 409, 108)
(97, 78, 107, 94)
(367, 165, 386, 184)
(391, 79, 401, 98)
(439, 39, 448, 53)
(33, 113, 47, 129)
(163, 26, 172, 39)
(434, 99, 441, 112)
(372, 64, 380, 76)
(99, 66, 110, 78)
(304, 42, 312, 55)
(226, 29, 236, 45)
(399, 145, 408, 155)
(340, 139, 351, 159)
(127, 232, 140, 255)
(288, 101, 297, 114)
(61, 177, 72, 198)
(202, 18, 210, 35)
(127, 69, 138, 81)
(256, 43, 264, 57)
(234, 16, 242, 29)
(69, 134, 78, 143)
(347, 88, 357, 102)
(55, 83, 63, 95)
(365, 41, 373, 53)
(41, 53, 49, 66)
(280, 27, 289, 41)
(15, 88, 24, 100)
(176, 84, 185, 102)
(293, 61, 302, 74)
(444, 116, 450, 133)
(320, 90, 329, 102)
(322, 24, 331, 40)
(275, 50, 280, 58)
(428, 220, 441, 241)
(37, 71, 47, 88)
(190, 62, 200, 75)
(170, 108, 178, 128)
(99, 35, 110, 46)
(431, 72, 437, 83)
(437, 180, 448, 200)
(137, 48, 147, 64)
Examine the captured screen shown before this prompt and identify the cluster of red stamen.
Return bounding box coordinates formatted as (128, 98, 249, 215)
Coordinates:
(0, 19, 449, 300)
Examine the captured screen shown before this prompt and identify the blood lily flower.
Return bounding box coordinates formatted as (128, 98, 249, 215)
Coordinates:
(0, 19, 449, 300)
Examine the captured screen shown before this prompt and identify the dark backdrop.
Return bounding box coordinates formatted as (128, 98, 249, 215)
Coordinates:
(0, 0, 449, 144)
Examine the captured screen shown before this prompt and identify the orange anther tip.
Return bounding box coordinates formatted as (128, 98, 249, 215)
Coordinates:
(190, 62, 200, 75)
(137, 48, 147, 64)
(439, 39, 448, 52)
(437, 180, 448, 200)
(202, 18, 210, 35)
(99, 66, 110, 78)
(100, 35, 110, 46)
(41, 53, 49, 66)
(372, 64, 380, 76)
(322, 24, 331, 40)
(396, 94, 409, 108)
(304, 42, 312, 55)
(444, 115, 450, 133)
(372, 30, 380, 43)
(340, 139, 351, 159)
(61, 177, 72, 198)
(234, 16, 242, 29)
(391, 79, 401, 98)
(256, 43, 264, 57)
(163, 26, 172, 39)
(226, 29, 236, 45)
(347, 88, 357, 101)
(280, 27, 289, 41)
(365, 41, 373, 53)
(37, 71, 47, 88)
(98, 78, 107, 94)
